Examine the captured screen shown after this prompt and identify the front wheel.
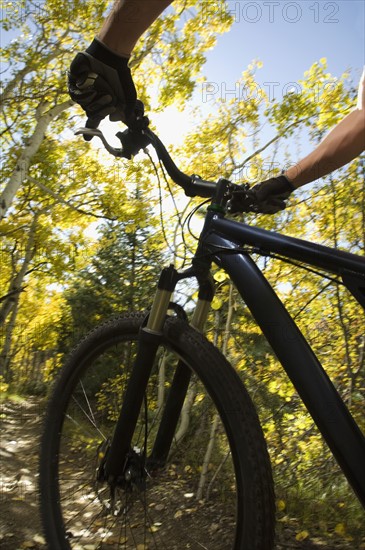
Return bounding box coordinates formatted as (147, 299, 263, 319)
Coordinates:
(40, 313, 275, 549)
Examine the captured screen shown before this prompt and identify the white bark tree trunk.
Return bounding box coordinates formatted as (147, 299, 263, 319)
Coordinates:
(0, 100, 73, 219)
(157, 352, 167, 412)
(0, 212, 41, 326)
(174, 380, 196, 445)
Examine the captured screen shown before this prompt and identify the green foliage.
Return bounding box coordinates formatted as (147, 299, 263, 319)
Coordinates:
(130, 0, 233, 109)
(58, 214, 164, 352)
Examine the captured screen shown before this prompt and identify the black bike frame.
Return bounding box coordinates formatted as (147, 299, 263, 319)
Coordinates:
(200, 210, 365, 507)
(77, 126, 365, 512)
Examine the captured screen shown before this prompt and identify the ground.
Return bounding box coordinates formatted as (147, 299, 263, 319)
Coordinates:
(0, 397, 362, 550)
(0, 397, 44, 549)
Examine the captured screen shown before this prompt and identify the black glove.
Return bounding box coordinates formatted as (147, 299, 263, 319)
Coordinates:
(249, 175, 295, 214)
(68, 38, 137, 130)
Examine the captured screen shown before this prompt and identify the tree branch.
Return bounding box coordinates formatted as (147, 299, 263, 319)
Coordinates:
(235, 115, 315, 171)
(27, 176, 114, 220)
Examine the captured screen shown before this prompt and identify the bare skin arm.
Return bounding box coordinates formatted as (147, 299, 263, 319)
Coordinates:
(98, 0, 174, 56)
(284, 68, 365, 188)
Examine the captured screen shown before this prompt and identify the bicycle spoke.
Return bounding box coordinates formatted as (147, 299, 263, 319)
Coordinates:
(69, 395, 106, 441)
(79, 379, 98, 428)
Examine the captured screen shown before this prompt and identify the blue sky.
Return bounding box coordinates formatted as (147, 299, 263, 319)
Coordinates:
(203, 0, 364, 88)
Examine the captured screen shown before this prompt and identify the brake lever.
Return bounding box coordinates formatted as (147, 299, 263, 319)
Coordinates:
(75, 128, 125, 157)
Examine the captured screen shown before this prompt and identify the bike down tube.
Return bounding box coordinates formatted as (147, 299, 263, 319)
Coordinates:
(205, 230, 365, 507)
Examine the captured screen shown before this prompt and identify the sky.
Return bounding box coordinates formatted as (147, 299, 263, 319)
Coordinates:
(155, 0, 364, 145)
(204, 0, 364, 90)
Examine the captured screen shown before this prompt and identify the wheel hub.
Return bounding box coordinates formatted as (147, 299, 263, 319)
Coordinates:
(95, 441, 147, 493)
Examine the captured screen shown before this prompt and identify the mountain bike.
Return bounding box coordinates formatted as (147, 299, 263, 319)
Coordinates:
(39, 121, 365, 550)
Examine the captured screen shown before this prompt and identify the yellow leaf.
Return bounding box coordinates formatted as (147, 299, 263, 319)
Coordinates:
(213, 270, 228, 282)
(295, 530, 309, 541)
(334, 523, 346, 536)
(33, 535, 45, 545)
(211, 296, 222, 310)
(276, 499, 286, 512)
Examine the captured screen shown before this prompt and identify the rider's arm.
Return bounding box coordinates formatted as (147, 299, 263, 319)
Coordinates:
(284, 68, 365, 188)
(68, 1, 173, 126)
(247, 70, 365, 214)
(98, 0, 174, 56)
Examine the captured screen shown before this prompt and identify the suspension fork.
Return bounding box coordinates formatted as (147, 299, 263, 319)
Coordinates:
(103, 265, 213, 481)
(148, 274, 214, 468)
(103, 265, 177, 481)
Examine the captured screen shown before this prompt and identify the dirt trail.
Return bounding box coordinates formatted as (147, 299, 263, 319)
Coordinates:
(0, 397, 45, 549)
(0, 397, 360, 550)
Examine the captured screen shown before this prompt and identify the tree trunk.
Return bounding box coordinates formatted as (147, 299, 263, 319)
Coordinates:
(157, 352, 167, 412)
(174, 380, 196, 445)
(0, 100, 72, 219)
(0, 212, 44, 380)
(196, 413, 219, 500)
(0, 214, 40, 327)
(0, 293, 20, 382)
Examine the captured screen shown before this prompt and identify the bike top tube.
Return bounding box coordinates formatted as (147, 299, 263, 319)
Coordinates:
(210, 216, 365, 277)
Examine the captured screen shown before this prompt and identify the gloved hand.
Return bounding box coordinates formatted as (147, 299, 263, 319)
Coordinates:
(68, 38, 138, 131)
(249, 175, 295, 214)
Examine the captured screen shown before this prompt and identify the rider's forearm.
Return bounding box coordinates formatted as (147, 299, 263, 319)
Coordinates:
(284, 108, 365, 188)
(98, 0, 173, 56)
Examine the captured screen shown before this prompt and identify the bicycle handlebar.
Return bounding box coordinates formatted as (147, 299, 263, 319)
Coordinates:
(75, 126, 217, 198)
(144, 129, 218, 198)
(75, 125, 254, 209)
